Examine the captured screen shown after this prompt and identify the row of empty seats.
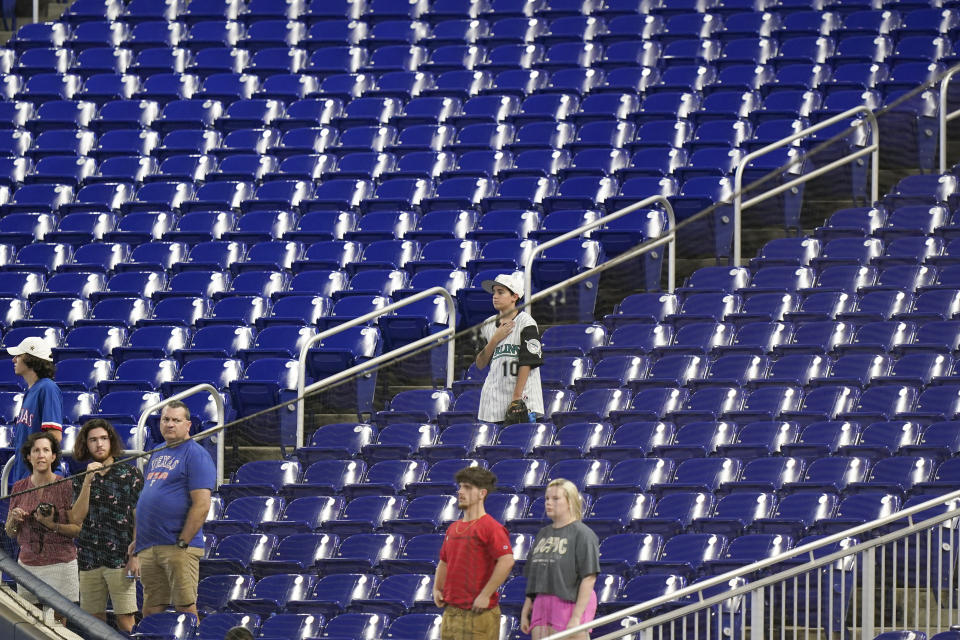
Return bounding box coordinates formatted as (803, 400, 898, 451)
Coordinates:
(5, 37, 957, 79)
(44, 0, 960, 27)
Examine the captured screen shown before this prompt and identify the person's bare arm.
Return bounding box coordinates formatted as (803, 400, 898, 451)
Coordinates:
(44, 428, 62, 444)
(127, 509, 140, 577)
(178, 488, 211, 544)
(433, 559, 447, 607)
(70, 482, 90, 525)
(34, 510, 80, 538)
(69, 462, 106, 525)
(475, 340, 495, 370)
(512, 365, 531, 401)
(520, 596, 534, 634)
(5, 506, 25, 538)
(472, 554, 515, 611)
(567, 574, 597, 629)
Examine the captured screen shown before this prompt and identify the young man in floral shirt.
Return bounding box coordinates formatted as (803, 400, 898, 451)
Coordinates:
(69, 419, 143, 633)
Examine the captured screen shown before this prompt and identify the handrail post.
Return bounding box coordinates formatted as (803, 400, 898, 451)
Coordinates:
(296, 286, 457, 449)
(667, 201, 676, 292)
(939, 64, 960, 174)
(1, 457, 12, 497)
(750, 588, 765, 640)
(523, 195, 677, 300)
(862, 546, 876, 640)
(733, 105, 880, 266)
(136, 384, 226, 487)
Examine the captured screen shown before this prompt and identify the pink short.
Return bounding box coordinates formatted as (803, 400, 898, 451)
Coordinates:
(530, 592, 598, 632)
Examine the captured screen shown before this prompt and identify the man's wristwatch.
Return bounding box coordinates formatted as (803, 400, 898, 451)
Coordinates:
(176, 539, 189, 550)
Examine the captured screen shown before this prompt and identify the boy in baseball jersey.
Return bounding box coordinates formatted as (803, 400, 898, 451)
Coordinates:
(475, 273, 544, 423)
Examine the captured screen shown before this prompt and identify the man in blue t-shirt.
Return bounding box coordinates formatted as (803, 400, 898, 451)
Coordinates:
(8, 337, 63, 485)
(131, 400, 214, 619)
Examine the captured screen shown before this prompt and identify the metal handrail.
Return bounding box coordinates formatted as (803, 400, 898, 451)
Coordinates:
(602, 500, 960, 640)
(939, 63, 960, 173)
(523, 195, 677, 301)
(547, 488, 960, 640)
(295, 286, 456, 449)
(733, 104, 880, 266)
(135, 384, 226, 487)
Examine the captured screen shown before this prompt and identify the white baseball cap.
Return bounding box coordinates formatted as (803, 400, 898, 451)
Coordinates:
(481, 273, 524, 299)
(8, 337, 53, 362)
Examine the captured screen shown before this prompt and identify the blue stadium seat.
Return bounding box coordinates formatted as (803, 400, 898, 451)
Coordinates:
(282, 572, 378, 618)
(207, 496, 286, 537)
(345, 572, 433, 617)
(692, 491, 777, 537)
(228, 573, 317, 616)
(257, 494, 343, 537)
(629, 491, 713, 538)
(717, 421, 799, 460)
(900, 421, 960, 461)
(617, 388, 692, 424)
(784, 455, 872, 495)
(251, 533, 339, 578)
(607, 573, 686, 613)
(704, 532, 793, 575)
(476, 422, 554, 464)
(196, 612, 260, 640)
(604, 293, 679, 328)
(722, 456, 806, 494)
(340, 459, 425, 500)
(197, 574, 254, 617)
(814, 492, 902, 535)
(377, 533, 445, 576)
(96, 357, 177, 395)
(134, 612, 199, 640)
(653, 456, 741, 497)
(636, 532, 728, 579)
(82, 389, 161, 424)
(295, 421, 375, 463)
(315, 532, 405, 574)
(281, 459, 366, 500)
(584, 495, 655, 538)
(313, 613, 390, 640)
(55, 357, 112, 392)
(201, 533, 278, 576)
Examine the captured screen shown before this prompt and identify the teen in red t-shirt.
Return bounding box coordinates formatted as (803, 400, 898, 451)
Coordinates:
(434, 467, 514, 639)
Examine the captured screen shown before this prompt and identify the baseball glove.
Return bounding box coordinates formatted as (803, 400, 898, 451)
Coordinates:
(504, 399, 529, 425)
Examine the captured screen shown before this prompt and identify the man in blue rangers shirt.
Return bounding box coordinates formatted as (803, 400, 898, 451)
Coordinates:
(130, 400, 214, 619)
(8, 337, 63, 484)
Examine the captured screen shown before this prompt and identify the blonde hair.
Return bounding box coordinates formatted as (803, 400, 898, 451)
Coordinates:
(547, 478, 583, 520)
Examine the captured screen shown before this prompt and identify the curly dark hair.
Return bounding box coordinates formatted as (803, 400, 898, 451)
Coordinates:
(20, 431, 61, 474)
(454, 466, 498, 495)
(21, 353, 55, 380)
(73, 419, 123, 463)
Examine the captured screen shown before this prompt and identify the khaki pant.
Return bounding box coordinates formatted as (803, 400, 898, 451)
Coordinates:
(79, 566, 138, 615)
(138, 545, 203, 610)
(442, 605, 501, 640)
